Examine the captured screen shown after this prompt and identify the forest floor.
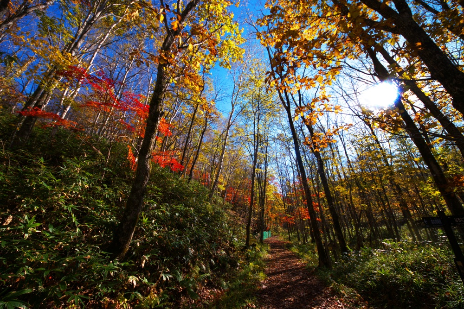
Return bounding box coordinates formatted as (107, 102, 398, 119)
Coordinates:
(255, 237, 357, 309)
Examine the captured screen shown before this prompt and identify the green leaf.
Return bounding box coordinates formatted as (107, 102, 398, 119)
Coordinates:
(0, 301, 28, 309)
(3, 289, 33, 300)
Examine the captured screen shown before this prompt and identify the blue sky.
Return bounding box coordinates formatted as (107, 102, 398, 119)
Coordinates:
(210, 0, 268, 115)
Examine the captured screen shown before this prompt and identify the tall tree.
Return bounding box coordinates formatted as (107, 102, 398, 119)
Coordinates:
(366, 47, 464, 218)
(111, 0, 243, 259)
(208, 64, 246, 201)
(266, 46, 331, 267)
(0, 0, 55, 37)
(11, 0, 131, 146)
(297, 91, 349, 253)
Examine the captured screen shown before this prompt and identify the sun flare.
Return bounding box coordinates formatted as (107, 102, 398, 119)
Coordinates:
(360, 82, 399, 110)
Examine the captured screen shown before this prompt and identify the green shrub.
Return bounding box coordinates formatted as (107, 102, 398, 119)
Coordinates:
(203, 243, 268, 309)
(0, 111, 245, 308)
(292, 239, 464, 309)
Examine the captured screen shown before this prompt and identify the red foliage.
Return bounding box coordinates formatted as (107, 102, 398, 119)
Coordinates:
(281, 215, 295, 226)
(223, 179, 252, 208)
(58, 66, 176, 142)
(58, 66, 148, 135)
(58, 66, 184, 172)
(57, 66, 193, 175)
(201, 172, 210, 186)
(187, 170, 211, 186)
(18, 107, 79, 129)
(151, 151, 184, 172)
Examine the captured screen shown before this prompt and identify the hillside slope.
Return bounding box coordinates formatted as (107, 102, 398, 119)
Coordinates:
(0, 111, 248, 308)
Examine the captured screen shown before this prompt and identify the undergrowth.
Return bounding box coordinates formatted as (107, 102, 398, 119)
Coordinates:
(0, 111, 247, 308)
(291, 240, 464, 308)
(202, 243, 268, 309)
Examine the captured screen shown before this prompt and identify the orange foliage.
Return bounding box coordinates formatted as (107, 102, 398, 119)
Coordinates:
(450, 174, 464, 188)
(158, 118, 173, 137)
(127, 146, 137, 171)
(281, 215, 295, 226)
(295, 207, 310, 220)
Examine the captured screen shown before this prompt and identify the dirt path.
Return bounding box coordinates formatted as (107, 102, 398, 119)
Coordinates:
(256, 237, 349, 309)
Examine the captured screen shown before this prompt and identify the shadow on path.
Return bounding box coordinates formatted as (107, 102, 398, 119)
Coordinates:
(256, 237, 348, 309)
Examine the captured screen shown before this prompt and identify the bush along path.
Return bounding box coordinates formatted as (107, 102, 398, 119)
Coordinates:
(256, 237, 351, 309)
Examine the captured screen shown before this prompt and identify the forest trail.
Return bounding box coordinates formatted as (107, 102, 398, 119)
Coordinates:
(256, 237, 350, 309)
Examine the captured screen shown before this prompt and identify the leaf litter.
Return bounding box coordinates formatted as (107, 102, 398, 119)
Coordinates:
(256, 237, 361, 309)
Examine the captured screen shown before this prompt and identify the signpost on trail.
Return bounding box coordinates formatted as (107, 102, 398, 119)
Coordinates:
(422, 211, 464, 284)
(263, 230, 271, 240)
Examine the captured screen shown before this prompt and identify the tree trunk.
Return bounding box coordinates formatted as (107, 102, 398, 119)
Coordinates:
(188, 116, 208, 182)
(376, 45, 464, 157)
(110, 64, 167, 259)
(10, 0, 110, 146)
(367, 47, 464, 218)
(300, 99, 348, 253)
(181, 103, 199, 166)
(358, 110, 422, 241)
(360, 0, 464, 116)
(110, 0, 200, 259)
(60, 18, 122, 120)
(246, 106, 261, 247)
(0, 0, 9, 17)
(209, 105, 235, 201)
(0, 0, 54, 35)
(281, 89, 330, 267)
(258, 142, 269, 244)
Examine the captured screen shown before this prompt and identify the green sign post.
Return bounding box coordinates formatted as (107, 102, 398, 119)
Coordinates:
(263, 231, 271, 240)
